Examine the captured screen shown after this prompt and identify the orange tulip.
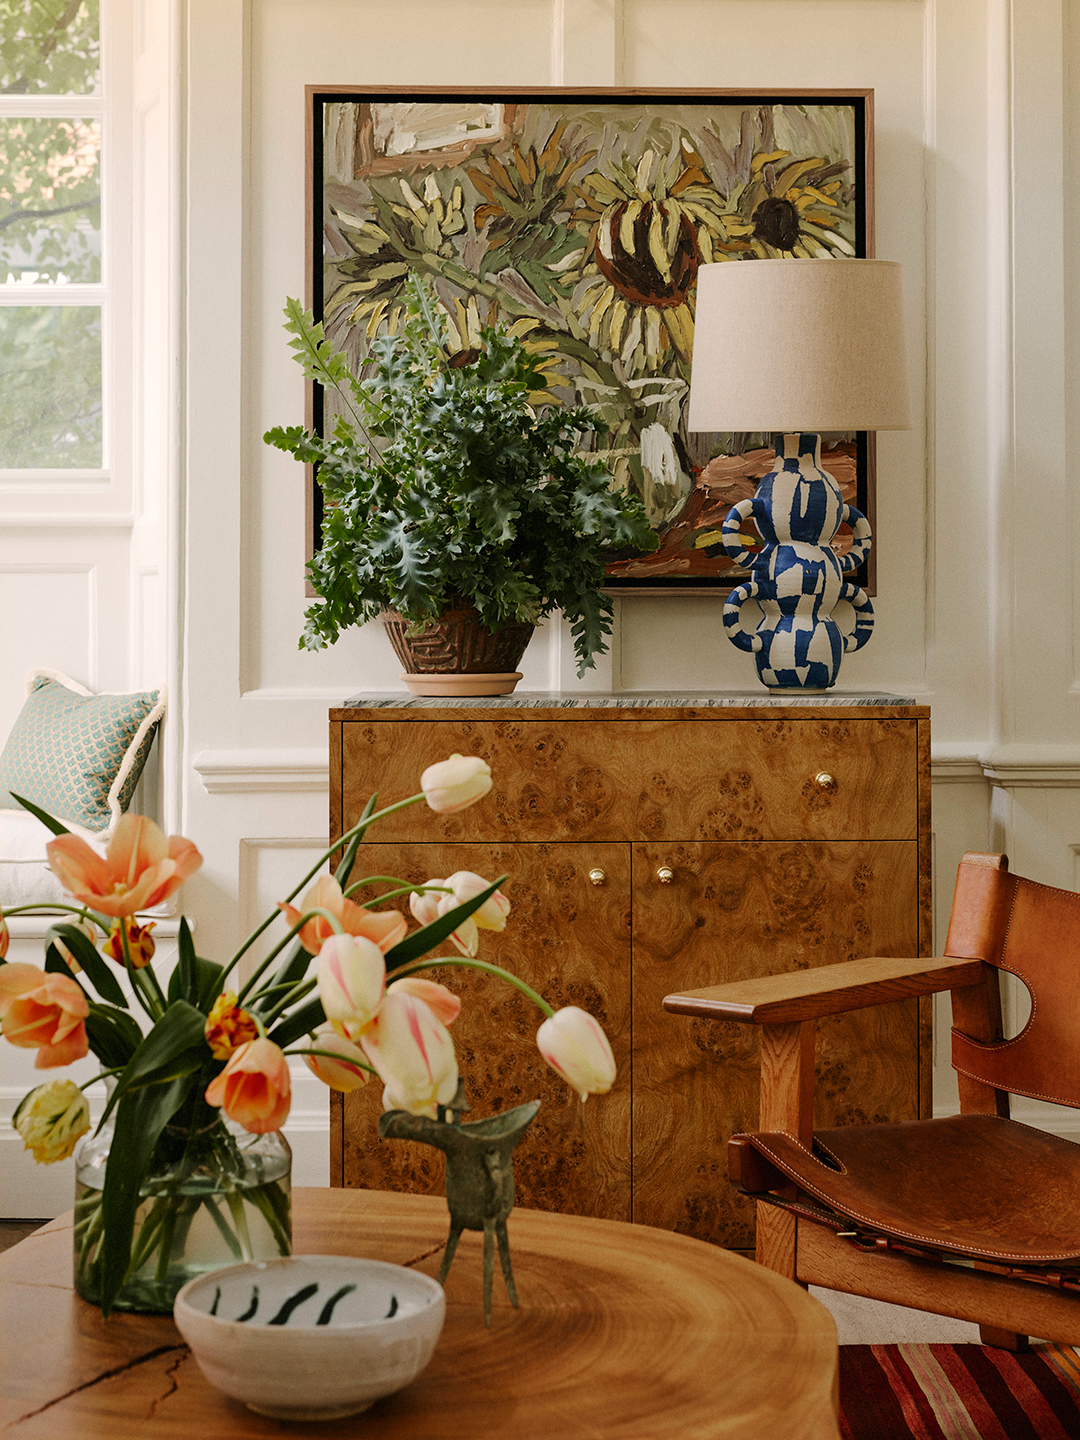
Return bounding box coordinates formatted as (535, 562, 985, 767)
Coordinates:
(0, 910, 9, 960)
(47, 815, 202, 919)
(389, 976, 461, 1027)
(205, 1038, 291, 1133)
(0, 963, 89, 1068)
(279, 875, 407, 956)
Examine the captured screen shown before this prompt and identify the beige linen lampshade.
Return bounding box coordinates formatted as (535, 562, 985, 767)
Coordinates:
(687, 258, 911, 434)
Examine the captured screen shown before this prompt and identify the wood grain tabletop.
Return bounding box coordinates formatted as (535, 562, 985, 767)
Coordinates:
(0, 1186, 839, 1439)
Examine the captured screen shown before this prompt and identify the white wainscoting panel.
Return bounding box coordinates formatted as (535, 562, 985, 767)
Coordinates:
(0, 567, 94, 740)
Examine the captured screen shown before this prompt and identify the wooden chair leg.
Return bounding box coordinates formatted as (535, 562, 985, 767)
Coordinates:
(975, 1261, 1028, 1348)
(754, 1021, 814, 1285)
(979, 1325, 1029, 1352)
(756, 1203, 799, 1281)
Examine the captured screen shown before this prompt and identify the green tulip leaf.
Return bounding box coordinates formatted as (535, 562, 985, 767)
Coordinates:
(167, 921, 225, 1012)
(267, 996, 326, 1050)
(98, 1073, 195, 1316)
(9, 792, 70, 836)
(101, 1001, 208, 1130)
(46, 922, 127, 1008)
(84, 1002, 144, 1070)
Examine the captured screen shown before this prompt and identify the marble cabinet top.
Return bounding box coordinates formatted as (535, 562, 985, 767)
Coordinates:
(342, 691, 919, 710)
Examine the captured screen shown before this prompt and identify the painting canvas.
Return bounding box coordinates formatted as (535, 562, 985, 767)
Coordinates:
(307, 89, 872, 592)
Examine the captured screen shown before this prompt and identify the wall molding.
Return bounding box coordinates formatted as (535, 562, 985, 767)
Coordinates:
(192, 749, 329, 793)
(978, 744, 1080, 788)
(189, 742, 1080, 795)
(929, 745, 985, 785)
(931, 744, 1080, 788)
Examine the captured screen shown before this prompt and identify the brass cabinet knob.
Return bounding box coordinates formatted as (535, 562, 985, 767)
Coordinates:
(588, 868, 606, 886)
(815, 772, 835, 789)
(656, 866, 674, 884)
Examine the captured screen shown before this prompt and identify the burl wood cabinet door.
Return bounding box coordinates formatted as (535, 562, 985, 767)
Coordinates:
(341, 842, 632, 1221)
(631, 840, 921, 1248)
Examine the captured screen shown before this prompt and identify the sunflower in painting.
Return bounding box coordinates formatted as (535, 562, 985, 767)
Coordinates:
(728, 148, 856, 258)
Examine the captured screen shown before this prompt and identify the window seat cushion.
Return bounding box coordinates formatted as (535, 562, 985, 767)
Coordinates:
(0, 807, 106, 909)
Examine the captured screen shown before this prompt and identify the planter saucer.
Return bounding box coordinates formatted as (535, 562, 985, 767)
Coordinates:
(400, 672, 522, 697)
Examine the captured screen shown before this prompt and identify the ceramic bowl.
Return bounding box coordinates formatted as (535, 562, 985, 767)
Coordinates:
(173, 1254, 446, 1421)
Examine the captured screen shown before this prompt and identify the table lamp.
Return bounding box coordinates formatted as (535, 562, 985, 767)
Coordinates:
(687, 258, 911, 691)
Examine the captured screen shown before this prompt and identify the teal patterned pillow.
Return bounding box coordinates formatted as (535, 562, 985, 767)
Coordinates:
(0, 670, 166, 835)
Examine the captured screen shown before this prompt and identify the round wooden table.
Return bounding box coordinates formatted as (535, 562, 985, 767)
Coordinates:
(0, 1187, 839, 1439)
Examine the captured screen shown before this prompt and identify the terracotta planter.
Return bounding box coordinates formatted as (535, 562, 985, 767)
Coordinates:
(381, 602, 534, 696)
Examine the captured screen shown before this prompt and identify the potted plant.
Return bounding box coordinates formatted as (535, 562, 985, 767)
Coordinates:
(265, 280, 657, 694)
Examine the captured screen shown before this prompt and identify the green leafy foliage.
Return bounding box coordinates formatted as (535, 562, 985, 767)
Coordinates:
(0, 305, 101, 466)
(83, 1001, 142, 1070)
(266, 280, 658, 676)
(267, 995, 325, 1051)
(0, 0, 99, 97)
(0, 115, 100, 282)
(105, 1001, 209, 1111)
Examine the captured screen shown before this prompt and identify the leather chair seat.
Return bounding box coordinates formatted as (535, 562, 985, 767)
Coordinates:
(731, 1113, 1080, 1266)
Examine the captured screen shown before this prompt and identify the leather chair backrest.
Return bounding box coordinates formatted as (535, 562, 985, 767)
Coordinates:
(945, 853, 1080, 1109)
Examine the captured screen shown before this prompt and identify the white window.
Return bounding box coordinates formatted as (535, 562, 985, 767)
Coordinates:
(0, 2, 105, 476)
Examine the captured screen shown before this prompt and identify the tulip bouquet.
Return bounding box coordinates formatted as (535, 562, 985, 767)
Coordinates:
(0, 754, 616, 1316)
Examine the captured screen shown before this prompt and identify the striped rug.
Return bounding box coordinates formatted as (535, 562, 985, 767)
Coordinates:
(839, 1344, 1080, 1439)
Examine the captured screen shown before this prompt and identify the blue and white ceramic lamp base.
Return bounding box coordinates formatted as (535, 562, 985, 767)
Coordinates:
(721, 432, 874, 692)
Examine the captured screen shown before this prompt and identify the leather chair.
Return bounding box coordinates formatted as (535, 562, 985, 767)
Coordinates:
(663, 851, 1080, 1349)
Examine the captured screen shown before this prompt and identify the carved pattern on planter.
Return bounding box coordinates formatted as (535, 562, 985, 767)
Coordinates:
(381, 603, 534, 675)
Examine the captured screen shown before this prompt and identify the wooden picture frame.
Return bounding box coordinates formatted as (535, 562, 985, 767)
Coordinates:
(305, 88, 874, 595)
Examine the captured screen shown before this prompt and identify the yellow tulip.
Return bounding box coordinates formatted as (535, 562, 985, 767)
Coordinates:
(14, 1079, 90, 1163)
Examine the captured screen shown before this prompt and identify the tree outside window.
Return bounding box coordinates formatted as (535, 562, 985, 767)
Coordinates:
(0, 1, 102, 470)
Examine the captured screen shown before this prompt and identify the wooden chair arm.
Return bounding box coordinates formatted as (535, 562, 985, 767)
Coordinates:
(662, 955, 986, 1026)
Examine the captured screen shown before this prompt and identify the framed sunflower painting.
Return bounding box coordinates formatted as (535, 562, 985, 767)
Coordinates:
(307, 88, 873, 592)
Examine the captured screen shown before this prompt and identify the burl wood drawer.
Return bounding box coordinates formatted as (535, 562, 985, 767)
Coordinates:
(339, 715, 918, 844)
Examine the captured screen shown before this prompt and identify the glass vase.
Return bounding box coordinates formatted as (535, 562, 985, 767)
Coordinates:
(73, 1098, 292, 1314)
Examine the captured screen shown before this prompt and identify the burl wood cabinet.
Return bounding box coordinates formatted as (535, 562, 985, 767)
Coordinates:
(329, 695, 932, 1250)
